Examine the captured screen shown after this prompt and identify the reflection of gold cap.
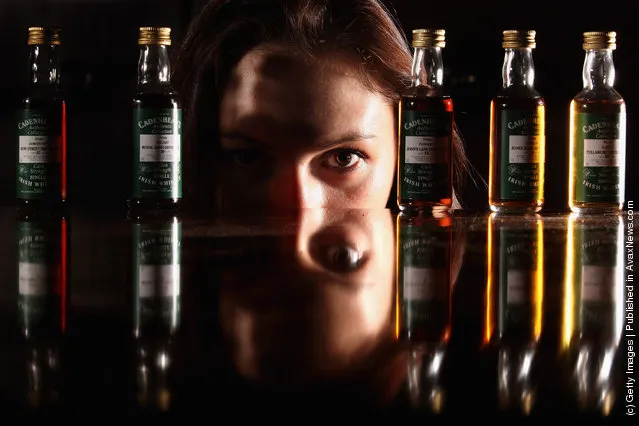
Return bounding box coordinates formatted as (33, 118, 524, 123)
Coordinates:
(583, 31, 616, 50)
(412, 29, 446, 49)
(502, 30, 536, 49)
(138, 27, 172, 45)
(28, 27, 62, 45)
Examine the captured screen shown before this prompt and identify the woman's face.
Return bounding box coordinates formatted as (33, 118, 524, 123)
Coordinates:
(217, 46, 396, 214)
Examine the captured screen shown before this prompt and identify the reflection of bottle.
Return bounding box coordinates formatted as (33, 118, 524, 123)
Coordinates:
(396, 212, 452, 343)
(485, 213, 543, 346)
(496, 343, 538, 415)
(569, 32, 626, 213)
(129, 27, 182, 211)
(17, 209, 69, 338)
(16, 208, 68, 409)
(485, 213, 543, 414)
(397, 29, 454, 212)
(17, 27, 66, 207)
(132, 213, 181, 338)
(562, 213, 623, 415)
(489, 30, 545, 213)
(131, 212, 181, 412)
(406, 343, 447, 414)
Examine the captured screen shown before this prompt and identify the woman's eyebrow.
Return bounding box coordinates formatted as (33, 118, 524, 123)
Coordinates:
(316, 131, 377, 149)
(219, 132, 265, 146)
(219, 129, 377, 148)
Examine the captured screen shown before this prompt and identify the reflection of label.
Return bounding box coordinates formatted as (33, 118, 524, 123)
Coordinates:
(399, 108, 452, 200)
(499, 109, 544, 200)
(17, 220, 62, 332)
(133, 108, 182, 199)
(577, 225, 618, 333)
(499, 227, 538, 333)
(574, 113, 625, 203)
(133, 220, 182, 334)
(398, 222, 451, 336)
(16, 109, 61, 199)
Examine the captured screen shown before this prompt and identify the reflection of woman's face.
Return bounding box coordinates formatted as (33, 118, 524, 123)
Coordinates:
(219, 209, 395, 386)
(218, 45, 396, 213)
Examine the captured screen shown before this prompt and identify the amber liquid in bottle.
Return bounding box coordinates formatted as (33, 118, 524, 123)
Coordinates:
(569, 98, 625, 213)
(129, 92, 182, 212)
(397, 93, 454, 211)
(489, 94, 545, 213)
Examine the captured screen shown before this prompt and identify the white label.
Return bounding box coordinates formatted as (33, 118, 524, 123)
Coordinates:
(584, 139, 621, 167)
(508, 135, 540, 164)
(18, 262, 48, 295)
(403, 266, 447, 300)
(19, 136, 51, 164)
(138, 264, 180, 297)
(405, 136, 448, 164)
(139, 134, 181, 162)
(581, 265, 616, 301)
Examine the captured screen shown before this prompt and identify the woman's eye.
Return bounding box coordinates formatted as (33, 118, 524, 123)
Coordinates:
(229, 149, 264, 167)
(325, 149, 364, 169)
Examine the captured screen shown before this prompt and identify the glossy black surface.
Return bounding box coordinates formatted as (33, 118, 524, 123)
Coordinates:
(0, 206, 634, 419)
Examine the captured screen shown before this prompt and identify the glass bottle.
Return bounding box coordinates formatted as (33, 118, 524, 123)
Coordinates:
(397, 29, 454, 213)
(16, 27, 66, 207)
(130, 27, 182, 212)
(569, 31, 626, 213)
(489, 30, 545, 213)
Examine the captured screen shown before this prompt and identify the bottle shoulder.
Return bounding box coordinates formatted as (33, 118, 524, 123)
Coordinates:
(402, 85, 450, 99)
(572, 87, 624, 103)
(19, 87, 65, 107)
(494, 85, 544, 100)
(133, 89, 182, 109)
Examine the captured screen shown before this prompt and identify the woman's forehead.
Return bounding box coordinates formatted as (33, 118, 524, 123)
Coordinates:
(219, 47, 393, 141)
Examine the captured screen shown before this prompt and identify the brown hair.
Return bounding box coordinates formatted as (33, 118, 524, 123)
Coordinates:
(173, 0, 469, 211)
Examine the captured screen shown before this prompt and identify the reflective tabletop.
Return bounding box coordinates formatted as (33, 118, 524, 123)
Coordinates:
(0, 207, 634, 419)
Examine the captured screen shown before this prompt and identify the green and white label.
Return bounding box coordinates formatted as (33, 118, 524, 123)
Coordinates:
(574, 113, 625, 203)
(499, 110, 544, 200)
(17, 221, 60, 331)
(133, 220, 182, 334)
(498, 227, 538, 333)
(16, 109, 61, 199)
(399, 110, 452, 200)
(398, 223, 450, 330)
(133, 108, 182, 199)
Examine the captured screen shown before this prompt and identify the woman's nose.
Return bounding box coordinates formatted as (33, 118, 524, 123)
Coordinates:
(267, 165, 325, 213)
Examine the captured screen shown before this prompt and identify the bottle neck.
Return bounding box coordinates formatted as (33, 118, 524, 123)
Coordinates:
(137, 44, 171, 89)
(28, 44, 60, 87)
(411, 47, 444, 88)
(502, 48, 535, 88)
(582, 49, 615, 90)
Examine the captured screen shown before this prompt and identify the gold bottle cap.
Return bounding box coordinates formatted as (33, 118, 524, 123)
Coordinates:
(502, 30, 536, 49)
(138, 27, 171, 46)
(412, 29, 446, 48)
(28, 27, 61, 45)
(583, 31, 616, 50)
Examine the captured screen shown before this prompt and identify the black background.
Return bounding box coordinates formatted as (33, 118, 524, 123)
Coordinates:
(0, 0, 637, 212)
